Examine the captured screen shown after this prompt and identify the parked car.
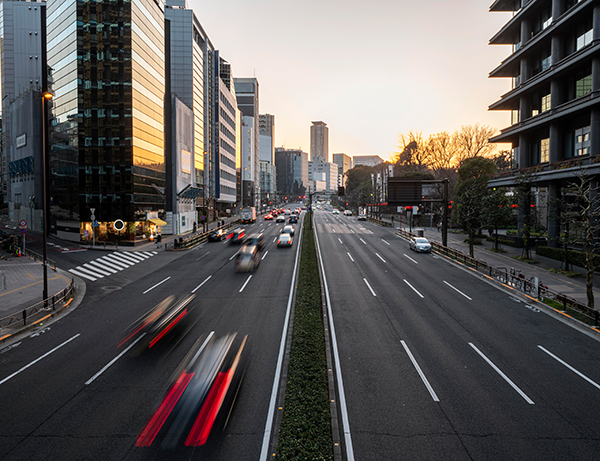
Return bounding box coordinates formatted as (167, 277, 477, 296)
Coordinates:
(229, 228, 246, 245)
(245, 233, 265, 251)
(208, 228, 227, 241)
(235, 244, 260, 272)
(281, 224, 295, 236)
(409, 237, 432, 253)
(277, 233, 293, 247)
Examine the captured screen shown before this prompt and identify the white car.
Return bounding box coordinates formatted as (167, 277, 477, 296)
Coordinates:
(358, 214, 367, 221)
(344, 210, 353, 216)
(276, 215, 286, 223)
(409, 237, 432, 253)
(332, 209, 340, 215)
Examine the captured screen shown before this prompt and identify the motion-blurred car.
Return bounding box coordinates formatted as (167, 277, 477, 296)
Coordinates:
(276, 215, 286, 223)
(281, 224, 295, 236)
(344, 209, 353, 216)
(208, 228, 227, 241)
(358, 213, 367, 221)
(288, 215, 298, 224)
(277, 233, 293, 247)
(245, 233, 265, 251)
(409, 237, 432, 253)
(264, 214, 273, 220)
(228, 228, 246, 244)
(235, 244, 260, 272)
(136, 332, 248, 450)
(119, 295, 196, 352)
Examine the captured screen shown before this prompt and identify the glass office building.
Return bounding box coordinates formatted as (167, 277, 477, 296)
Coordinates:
(46, 0, 166, 243)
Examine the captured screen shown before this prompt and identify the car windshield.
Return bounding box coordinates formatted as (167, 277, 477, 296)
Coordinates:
(415, 238, 429, 244)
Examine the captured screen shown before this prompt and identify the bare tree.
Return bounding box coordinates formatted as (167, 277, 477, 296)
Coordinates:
(393, 131, 430, 174)
(454, 124, 498, 166)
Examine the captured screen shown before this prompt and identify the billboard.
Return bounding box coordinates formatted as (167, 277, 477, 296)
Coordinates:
(387, 178, 423, 206)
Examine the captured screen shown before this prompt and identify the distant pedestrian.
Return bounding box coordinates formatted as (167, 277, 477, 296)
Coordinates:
(391, 216, 394, 227)
(193, 221, 197, 233)
(437, 222, 441, 232)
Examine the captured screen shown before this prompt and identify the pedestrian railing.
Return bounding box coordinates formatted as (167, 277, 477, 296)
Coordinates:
(0, 279, 75, 333)
(398, 229, 600, 327)
(23, 248, 57, 271)
(171, 220, 240, 250)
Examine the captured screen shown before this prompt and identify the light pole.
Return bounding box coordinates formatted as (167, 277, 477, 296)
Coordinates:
(42, 91, 52, 305)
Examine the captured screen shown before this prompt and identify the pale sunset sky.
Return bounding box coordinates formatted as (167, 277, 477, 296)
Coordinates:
(189, 0, 514, 161)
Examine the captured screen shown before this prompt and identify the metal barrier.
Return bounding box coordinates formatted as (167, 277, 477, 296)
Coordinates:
(23, 248, 57, 271)
(174, 220, 241, 250)
(0, 279, 75, 330)
(398, 229, 600, 327)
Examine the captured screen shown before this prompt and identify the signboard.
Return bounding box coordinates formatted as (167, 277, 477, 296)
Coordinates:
(387, 178, 423, 206)
(20, 228, 27, 235)
(113, 219, 125, 231)
(19, 220, 27, 227)
(16, 134, 27, 149)
(181, 149, 191, 175)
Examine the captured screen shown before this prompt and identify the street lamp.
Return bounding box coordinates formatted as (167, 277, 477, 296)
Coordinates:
(42, 91, 53, 306)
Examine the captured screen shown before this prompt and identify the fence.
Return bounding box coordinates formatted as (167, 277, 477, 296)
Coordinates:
(398, 229, 600, 327)
(169, 220, 240, 250)
(24, 248, 57, 271)
(0, 279, 75, 333)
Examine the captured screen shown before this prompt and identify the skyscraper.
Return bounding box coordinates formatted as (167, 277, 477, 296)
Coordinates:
(46, 0, 166, 243)
(332, 153, 352, 187)
(234, 77, 259, 207)
(310, 121, 328, 162)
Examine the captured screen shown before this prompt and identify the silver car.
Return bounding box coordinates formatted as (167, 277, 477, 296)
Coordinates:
(409, 237, 431, 253)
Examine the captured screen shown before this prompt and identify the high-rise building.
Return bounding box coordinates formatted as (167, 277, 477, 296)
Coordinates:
(234, 77, 259, 207)
(308, 159, 337, 192)
(274, 147, 308, 197)
(46, 0, 166, 243)
(310, 121, 328, 162)
(259, 114, 276, 206)
(0, 0, 46, 229)
(487, 0, 600, 246)
(332, 153, 352, 187)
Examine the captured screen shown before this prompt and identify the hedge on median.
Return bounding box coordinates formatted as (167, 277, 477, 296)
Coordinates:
(276, 211, 333, 460)
(536, 245, 600, 270)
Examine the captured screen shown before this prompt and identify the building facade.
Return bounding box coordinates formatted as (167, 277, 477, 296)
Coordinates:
(234, 77, 259, 207)
(488, 0, 600, 245)
(353, 155, 384, 168)
(332, 152, 352, 187)
(308, 158, 337, 192)
(274, 147, 308, 198)
(259, 113, 276, 205)
(46, 0, 167, 243)
(310, 120, 328, 162)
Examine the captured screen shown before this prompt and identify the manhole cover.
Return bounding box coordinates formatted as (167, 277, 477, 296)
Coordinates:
(102, 286, 122, 291)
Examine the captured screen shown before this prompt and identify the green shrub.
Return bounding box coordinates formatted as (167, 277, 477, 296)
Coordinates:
(276, 212, 333, 460)
(486, 237, 516, 247)
(536, 245, 600, 269)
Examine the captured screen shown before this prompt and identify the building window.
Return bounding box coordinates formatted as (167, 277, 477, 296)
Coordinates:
(540, 138, 549, 163)
(541, 93, 551, 113)
(576, 20, 593, 51)
(511, 109, 520, 125)
(575, 126, 591, 156)
(576, 73, 592, 98)
(512, 147, 519, 169)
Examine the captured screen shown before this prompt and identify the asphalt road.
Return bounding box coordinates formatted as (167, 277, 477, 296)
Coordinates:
(0, 213, 301, 460)
(315, 209, 600, 460)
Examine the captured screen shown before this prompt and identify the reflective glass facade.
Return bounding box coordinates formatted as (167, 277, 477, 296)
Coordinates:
(47, 0, 165, 243)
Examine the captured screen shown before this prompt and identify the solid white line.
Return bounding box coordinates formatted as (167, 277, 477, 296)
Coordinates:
(469, 343, 535, 404)
(229, 251, 239, 261)
(404, 254, 418, 264)
(143, 276, 171, 294)
(338, 238, 343, 244)
(381, 239, 390, 245)
(260, 218, 304, 461)
(85, 334, 146, 385)
(347, 252, 354, 262)
(364, 278, 377, 296)
(401, 340, 439, 401)
(443, 281, 472, 300)
(239, 275, 252, 292)
(313, 226, 355, 460)
(191, 276, 211, 294)
(83, 263, 112, 277)
(538, 345, 600, 390)
(0, 334, 81, 386)
(359, 238, 367, 245)
(404, 279, 424, 298)
(196, 251, 210, 261)
(375, 253, 386, 263)
(86, 260, 117, 274)
(68, 268, 97, 281)
(95, 257, 124, 271)
(261, 250, 269, 260)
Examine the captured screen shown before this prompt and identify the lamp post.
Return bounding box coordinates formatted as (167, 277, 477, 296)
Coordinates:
(42, 91, 53, 305)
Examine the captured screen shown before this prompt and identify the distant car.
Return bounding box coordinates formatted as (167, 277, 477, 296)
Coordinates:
(409, 237, 432, 253)
(235, 244, 260, 272)
(344, 209, 353, 216)
(245, 233, 265, 251)
(281, 224, 295, 236)
(277, 233, 293, 247)
(276, 215, 286, 223)
(264, 214, 273, 220)
(332, 209, 340, 215)
(288, 215, 298, 224)
(358, 214, 367, 221)
(208, 228, 227, 241)
(229, 228, 246, 244)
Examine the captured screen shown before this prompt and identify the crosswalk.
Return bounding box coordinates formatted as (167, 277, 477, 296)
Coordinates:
(68, 251, 158, 282)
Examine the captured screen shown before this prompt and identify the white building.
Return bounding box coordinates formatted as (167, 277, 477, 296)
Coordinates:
(308, 159, 337, 192)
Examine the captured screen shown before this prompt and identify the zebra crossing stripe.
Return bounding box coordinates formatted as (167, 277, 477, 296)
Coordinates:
(132, 251, 150, 259)
(143, 251, 156, 257)
(69, 268, 97, 281)
(102, 254, 133, 267)
(86, 260, 118, 274)
(113, 252, 142, 264)
(106, 253, 135, 266)
(120, 252, 145, 262)
(97, 257, 126, 271)
(83, 263, 112, 277)
(71, 266, 104, 279)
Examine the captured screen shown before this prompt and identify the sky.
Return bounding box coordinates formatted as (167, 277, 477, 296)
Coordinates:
(189, 0, 513, 162)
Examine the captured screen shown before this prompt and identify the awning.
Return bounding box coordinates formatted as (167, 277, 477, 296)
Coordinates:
(149, 218, 167, 226)
(178, 185, 204, 199)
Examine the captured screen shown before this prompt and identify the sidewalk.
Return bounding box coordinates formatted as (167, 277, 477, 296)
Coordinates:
(389, 220, 600, 308)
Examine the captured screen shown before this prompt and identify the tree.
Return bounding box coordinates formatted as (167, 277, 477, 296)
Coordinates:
(393, 131, 430, 175)
(454, 157, 497, 257)
(453, 124, 498, 166)
(559, 170, 600, 308)
(482, 187, 512, 251)
(344, 165, 374, 210)
(513, 171, 540, 260)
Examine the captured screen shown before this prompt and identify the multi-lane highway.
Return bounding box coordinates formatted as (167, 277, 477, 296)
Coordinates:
(315, 209, 600, 460)
(1, 207, 599, 460)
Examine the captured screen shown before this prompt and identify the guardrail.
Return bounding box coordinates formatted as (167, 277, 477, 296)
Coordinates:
(367, 217, 393, 226)
(170, 220, 241, 250)
(398, 229, 600, 327)
(24, 248, 57, 271)
(0, 279, 75, 333)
